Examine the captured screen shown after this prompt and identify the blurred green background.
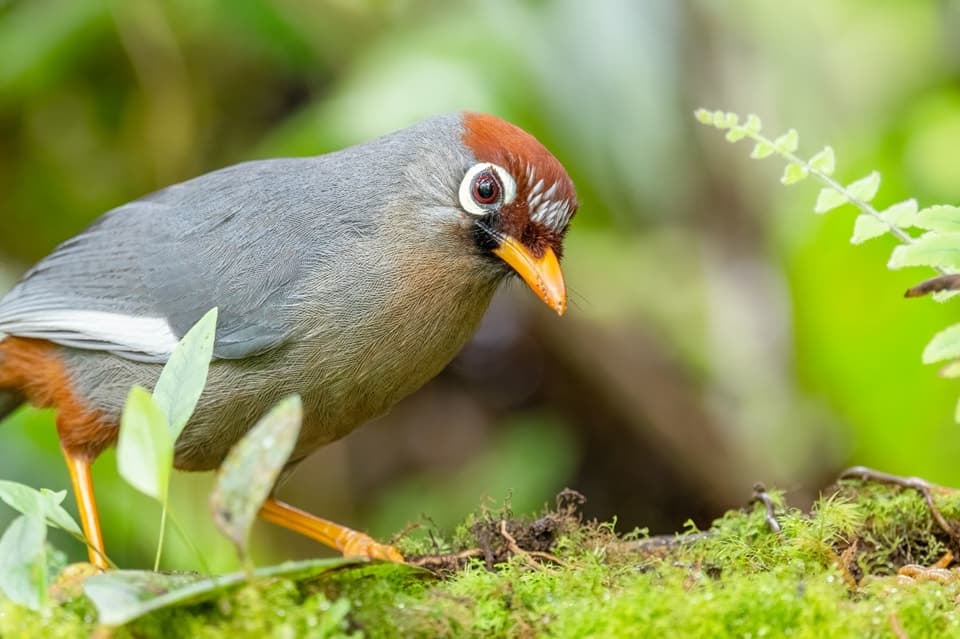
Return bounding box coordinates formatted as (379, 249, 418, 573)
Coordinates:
(2, 0, 960, 571)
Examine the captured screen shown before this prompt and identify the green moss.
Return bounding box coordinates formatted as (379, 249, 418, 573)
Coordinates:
(4, 479, 960, 638)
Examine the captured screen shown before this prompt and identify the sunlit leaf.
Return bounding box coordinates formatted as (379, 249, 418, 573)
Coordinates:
(744, 114, 762, 134)
(883, 199, 920, 225)
(850, 215, 886, 243)
(774, 129, 799, 154)
(153, 308, 218, 441)
(781, 162, 808, 185)
(816, 188, 848, 215)
(209, 395, 303, 556)
(725, 127, 746, 142)
(939, 360, 960, 378)
(750, 141, 775, 159)
(808, 146, 835, 174)
(0, 515, 47, 610)
(0, 481, 81, 536)
(922, 323, 960, 364)
(117, 386, 172, 502)
(694, 109, 713, 125)
(932, 290, 960, 303)
(84, 557, 362, 626)
(888, 233, 960, 270)
(915, 205, 960, 234)
(845, 172, 881, 203)
(850, 200, 919, 243)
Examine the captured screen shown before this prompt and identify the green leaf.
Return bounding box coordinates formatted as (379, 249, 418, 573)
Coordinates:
(711, 110, 728, 128)
(845, 172, 881, 203)
(153, 308, 218, 441)
(744, 114, 762, 134)
(815, 188, 848, 214)
(933, 290, 960, 303)
(915, 205, 960, 233)
(209, 395, 303, 556)
(0, 481, 82, 536)
(84, 557, 364, 626)
(849, 200, 919, 244)
(808, 147, 835, 174)
(923, 324, 960, 364)
(882, 199, 920, 226)
(850, 215, 887, 244)
(774, 129, 799, 154)
(939, 361, 960, 378)
(780, 163, 808, 185)
(750, 141, 775, 159)
(117, 386, 173, 502)
(0, 515, 47, 610)
(0, 0, 110, 97)
(694, 109, 713, 125)
(725, 127, 746, 142)
(888, 233, 960, 270)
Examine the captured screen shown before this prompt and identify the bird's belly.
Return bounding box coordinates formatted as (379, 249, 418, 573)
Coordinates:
(172, 283, 496, 470)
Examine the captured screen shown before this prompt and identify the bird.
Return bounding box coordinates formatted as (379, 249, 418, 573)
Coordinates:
(0, 112, 577, 567)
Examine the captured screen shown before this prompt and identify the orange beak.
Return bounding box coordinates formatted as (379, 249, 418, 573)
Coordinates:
(493, 236, 567, 316)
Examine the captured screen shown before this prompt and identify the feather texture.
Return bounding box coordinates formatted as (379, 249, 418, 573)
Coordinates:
(0, 113, 472, 362)
(0, 112, 560, 472)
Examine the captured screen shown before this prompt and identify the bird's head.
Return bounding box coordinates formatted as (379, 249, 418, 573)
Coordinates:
(451, 112, 578, 316)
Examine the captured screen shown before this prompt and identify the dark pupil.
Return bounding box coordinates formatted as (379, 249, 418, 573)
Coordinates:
(473, 173, 500, 204)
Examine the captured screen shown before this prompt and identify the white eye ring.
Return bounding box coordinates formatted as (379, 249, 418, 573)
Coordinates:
(458, 163, 517, 217)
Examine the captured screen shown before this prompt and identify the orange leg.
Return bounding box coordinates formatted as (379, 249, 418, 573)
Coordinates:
(259, 498, 403, 562)
(61, 447, 108, 570)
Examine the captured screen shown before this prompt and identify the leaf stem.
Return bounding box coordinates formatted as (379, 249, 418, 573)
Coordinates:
(745, 130, 916, 245)
(72, 532, 119, 570)
(154, 500, 168, 571)
(168, 509, 213, 575)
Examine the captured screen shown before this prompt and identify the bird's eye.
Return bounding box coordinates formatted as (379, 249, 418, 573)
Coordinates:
(472, 172, 501, 205)
(459, 162, 516, 217)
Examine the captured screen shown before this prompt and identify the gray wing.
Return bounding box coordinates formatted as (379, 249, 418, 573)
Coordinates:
(0, 159, 316, 363)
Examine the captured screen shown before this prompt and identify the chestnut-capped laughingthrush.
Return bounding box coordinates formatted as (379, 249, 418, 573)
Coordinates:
(0, 112, 577, 566)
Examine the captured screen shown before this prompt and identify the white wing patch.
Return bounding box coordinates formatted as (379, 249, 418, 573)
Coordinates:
(0, 310, 178, 360)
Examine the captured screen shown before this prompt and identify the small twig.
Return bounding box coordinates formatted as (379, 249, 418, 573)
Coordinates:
(497, 520, 567, 569)
(409, 548, 485, 571)
(388, 520, 423, 547)
(839, 466, 960, 543)
(527, 550, 570, 568)
(499, 520, 544, 570)
(751, 482, 782, 533)
(889, 612, 909, 639)
(617, 532, 712, 556)
(838, 538, 860, 590)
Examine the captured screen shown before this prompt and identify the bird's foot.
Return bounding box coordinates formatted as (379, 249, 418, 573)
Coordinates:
(259, 498, 404, 562)
(339, 529, 404, 562)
